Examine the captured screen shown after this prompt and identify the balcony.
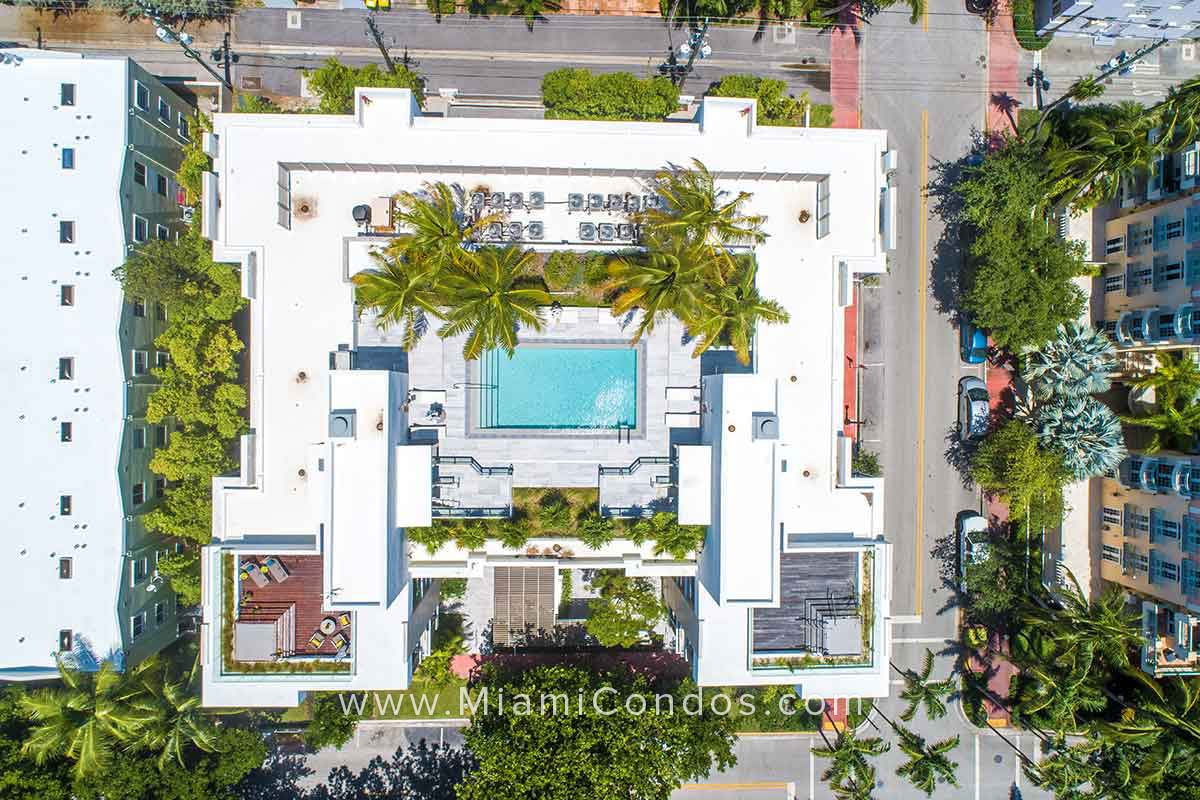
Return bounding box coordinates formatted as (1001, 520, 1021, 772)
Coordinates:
(431, 455, 513, 519)
(598, 456, 675, 518)
(1117, 311, 1148, 346)
(1142, 601, 1200, 677)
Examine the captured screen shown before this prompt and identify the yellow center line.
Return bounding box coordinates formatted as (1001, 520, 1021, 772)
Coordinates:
(915, 110, 929, 619)
(923, 2, 929, 32)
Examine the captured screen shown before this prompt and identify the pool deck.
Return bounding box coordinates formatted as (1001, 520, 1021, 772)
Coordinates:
(358, 306, 701, 488)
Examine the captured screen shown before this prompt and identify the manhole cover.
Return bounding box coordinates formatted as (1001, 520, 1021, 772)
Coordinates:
(241, 76, 261, 90)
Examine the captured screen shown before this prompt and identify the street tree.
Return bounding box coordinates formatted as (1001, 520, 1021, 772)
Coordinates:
(813, 726, 888, 798)
(896, 649, 954, 722)
(1021, 321, 1116, 400)
(970, 419, 1068, 525)
(894, 729, 960, 796)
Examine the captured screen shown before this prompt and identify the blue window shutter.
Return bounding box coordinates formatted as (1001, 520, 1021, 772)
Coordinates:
(1188, 205, 1200, 244)
(1154, 215, 1168, 252)
(1153, 255, 1167, 291)
(1187, 249, 1200, 286)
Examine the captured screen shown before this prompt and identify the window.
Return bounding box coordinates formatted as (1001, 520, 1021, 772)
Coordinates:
(134, 161, 146, 186)
(58, 630, 73, 653)
(1188, 150, 1199, 178)
(59, 558, 72, 579)
(1106, 235, 1126, 254)
(156, 224, 169, 241)
(60, 285, 74, 306)
(155, 350, 169, 369)
(131, 557, 149, 585)
(1103, 506, 1122, 525)
(132, 215, 148, 243)
(131, 612, 145, 640)
(132, 482, 145, 506)
(131, 350, 148, 376)
(1161, 261, 1184, 283)
(59, 495, 72, 516)
(60, 422, 72, 443)
(155, 602, 165, 625)
(61, 148, 74, 170)
(132, 427, 145, 449)
(60, 83, 75, 106)
(132, 298, 146, 317)
(155, 425, 168, 447)
(154, 477, 166, 497)
(157, 97, 171, 124)
(178, 113, 190, 140)
(155, 173, 167, 197)
(1169, 219, 1186, 239)
(1156, 558, 1180, 582)
(1102, 544, 1122, 564)
(58, 357, 74, 380)
(1104, 273, 1125, 293)
(1157, 517, 1181, 540)
(155, 303, 166, 322)
(58, 220, 74, 243)
(134, 81, 149, 111)
(1131, 550, 1150, 572)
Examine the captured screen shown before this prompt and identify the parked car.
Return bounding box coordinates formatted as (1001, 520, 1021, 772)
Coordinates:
(960, 321, 988, 364)
(957, 376, 990, 441)
(957, 511, 992, 590)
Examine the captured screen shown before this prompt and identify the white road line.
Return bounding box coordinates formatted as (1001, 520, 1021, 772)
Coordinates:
(892, 637, 953, 644)
(808, 737, 815, 800)
(890, 615, 922, 625)
(974, 734, 981, 800)
(1014, 736, 1021, 788)
(890, 679, 905, 686)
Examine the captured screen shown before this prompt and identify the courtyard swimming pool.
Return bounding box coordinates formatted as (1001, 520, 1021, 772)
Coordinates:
(475, 342, 639, 431)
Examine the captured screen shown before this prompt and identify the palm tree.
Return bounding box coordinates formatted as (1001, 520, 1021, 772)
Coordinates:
(1154, 74, 1200, 151)
(353, 245, 444, 350)
(1129, 351, 1200, 410)
(813, 725, 888, 798)
(894, 728, 961, 797)
(1021, 576, 1141, 672)
(1033, 394, 1126, 479)
(1043, 102, 1160, 212)
(685, 257, 789, 365)
(133, 657, 221, 768)
(1122, 399, 1200, 453)
(504, 0, 561, 30)
(22, 659, 160, 779)
(1021, 321, 1116, 400)
(640, 159, 766, 252)
(437, 246, 549, 359)
(392, 181, 504, 270)
(609, 231, 718, 344)
(830, 765, 878, 800)
(895, 649, 954, 722)
(1012, 658, 1108, 734)
(1023, 736, 1102, 799)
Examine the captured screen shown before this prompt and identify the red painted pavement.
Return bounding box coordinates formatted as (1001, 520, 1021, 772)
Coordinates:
(986, 1, 1021, 136)
(844, 288, 859, 439)
(829, 8, 860, 129)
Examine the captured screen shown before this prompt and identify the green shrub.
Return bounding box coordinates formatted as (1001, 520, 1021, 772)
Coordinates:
(852, 448, 882, 478)
(809, 103, 834, 128)
(542, 68, 679, 121)
(1012, 0, 1052, 50)
(498, 519, 529, 549)
(304, 693, 360, 751)
(706, 74, 831, 128)
(583, 252, 611, 288)
(577, 511, 616, 550)
(176, 113, 212, 205)
(414, 634, 465, 689)
(235, 93, 281, 113)
(304, 58, 426, 114)
(441, 577, 467, 601)
(409, 522, 455, 555)
(455, 520, 488, 550)
(632, 512, 707, 559)
(538, 492, 573, 533)
(544, 252, 583, 290)
(427, 0, 456, 14)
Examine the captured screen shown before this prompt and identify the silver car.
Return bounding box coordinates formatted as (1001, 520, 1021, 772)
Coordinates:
(957, 511, 991, 590)
(957, 376, 990, 441)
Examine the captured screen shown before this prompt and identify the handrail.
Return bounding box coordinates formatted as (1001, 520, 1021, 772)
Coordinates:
(598, 455, 673, 477)
(434, 455, 514, 476)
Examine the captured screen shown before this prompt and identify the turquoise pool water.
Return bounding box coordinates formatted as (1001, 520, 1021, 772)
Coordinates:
(478, 344, 638, 430)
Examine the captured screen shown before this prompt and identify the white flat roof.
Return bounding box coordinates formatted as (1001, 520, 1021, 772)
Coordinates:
(676, 445, 712, 526)
(395, 445, 433, 528)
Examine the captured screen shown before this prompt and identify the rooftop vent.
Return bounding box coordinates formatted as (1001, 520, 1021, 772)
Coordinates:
(293, 196, 317, 221)
(752, 412, 779, 441)
(329, 409, 356, 439)
(352, 204, 371, 225)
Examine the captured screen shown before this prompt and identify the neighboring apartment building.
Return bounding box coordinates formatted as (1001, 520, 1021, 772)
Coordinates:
(1036, 0, 1200, 40)
(1092, 170, 1200, 676)
(0, 49, 192, 679)
(199, 89, 894, 707)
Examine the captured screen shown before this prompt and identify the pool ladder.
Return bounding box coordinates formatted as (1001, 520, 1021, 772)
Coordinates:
(616, 423, 631, 444)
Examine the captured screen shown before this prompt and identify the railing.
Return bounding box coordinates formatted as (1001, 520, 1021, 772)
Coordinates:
(433, 455, 513, 476)
(598, 456, 672, 477)
(432, 505, 512, 519)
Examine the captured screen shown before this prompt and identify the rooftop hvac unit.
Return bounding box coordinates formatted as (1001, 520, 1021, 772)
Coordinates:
(329, 409, 356, 439)
(752, 412, 779, 440)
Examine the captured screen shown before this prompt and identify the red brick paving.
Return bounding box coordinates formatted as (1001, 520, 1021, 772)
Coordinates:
(830, 8, 860, 129)
(844, 287, 859, 439)
(986, 1, 1021, 136)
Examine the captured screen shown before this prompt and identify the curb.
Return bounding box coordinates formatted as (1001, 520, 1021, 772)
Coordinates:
(356, 717, 470, 728)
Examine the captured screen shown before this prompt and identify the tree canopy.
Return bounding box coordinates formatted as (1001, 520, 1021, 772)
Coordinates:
(584, 570, 667, 648)
(459, 663, 736, 800)
(541, 68, 679, 121)
(305, 59, 426, 115)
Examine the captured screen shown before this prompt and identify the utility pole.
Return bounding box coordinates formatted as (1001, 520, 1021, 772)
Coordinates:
(210, 31, 239, 92)
(136, 1, 232, 91)
(365, 14, 396, 74)
(658, 19, 710, 90)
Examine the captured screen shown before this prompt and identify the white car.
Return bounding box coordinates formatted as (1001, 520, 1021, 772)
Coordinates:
(957, 376, 990, 441)
(957, 511, 991, 590)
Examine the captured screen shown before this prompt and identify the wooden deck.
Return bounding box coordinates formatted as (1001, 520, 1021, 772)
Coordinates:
(237, 555, 348, 657)
(493, 566, 555, 646)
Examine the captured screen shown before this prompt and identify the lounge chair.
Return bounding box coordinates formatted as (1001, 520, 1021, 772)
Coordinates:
(307, 631, 325, 650)
(263, 556, 290, 584)
(330, 632, 348, 651)
(241, 562, 268, 588)
(337, 612, 352, 628)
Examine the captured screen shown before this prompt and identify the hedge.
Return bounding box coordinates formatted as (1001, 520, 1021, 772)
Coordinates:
(707, 74, 832, 128)
(1012, 0, 1052, 51)
(542, 68, 680, 122)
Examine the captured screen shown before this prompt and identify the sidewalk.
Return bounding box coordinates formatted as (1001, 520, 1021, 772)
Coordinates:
(829, 9, 859, 128)
(986, 1, 1020, 135)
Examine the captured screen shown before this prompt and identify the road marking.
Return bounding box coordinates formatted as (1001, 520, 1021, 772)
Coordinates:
(809, 737, 815, 800)
(974, 734, 981, 800)
(1015, 735, 1021, 788)
(915, 109, 929, 619)
(893, 637, 953, 644)
(890, 679, 906, 686)
(890, 614, 922, 625)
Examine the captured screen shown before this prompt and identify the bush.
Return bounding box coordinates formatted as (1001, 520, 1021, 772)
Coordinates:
(585, 570, 666, 648)
(852, 448, 882, 477)
(542, 68, 679, 121)
(304, 693, 360, 751)
(544, 252, 583, 291)
(1012, 0, 1052, 50)
(305, 58, 426, 114)
(498, 519, 529, 549)
(631, 512, 707, 559)
(706, 74, 830, 128)
(440, 577, 467, 601)
(577, 511, 616, 549)
(583, 252, 611, 288)
(234, 93, 281, 113)
(538, 491, 573, 533)
(414, 634, 466, 689)
(408, 522, 455, 555)
(176, 113, 212, 205)
(455, 520, 488, 550)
